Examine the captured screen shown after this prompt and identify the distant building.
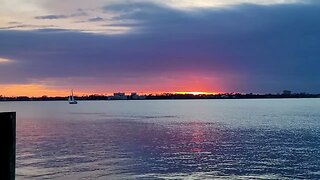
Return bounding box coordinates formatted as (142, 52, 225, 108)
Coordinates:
(109, 92, 146, 100)
(220, 95, 228, 98)
(130, 92, 146, 100)
(282, 90, 292, 95)
(110, 92, 127, 100)
(114, 92, 125, 96)
(130, 92, 138, 100)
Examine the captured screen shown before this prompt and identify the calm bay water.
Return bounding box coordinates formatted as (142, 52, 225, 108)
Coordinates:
(0, 99, 320, 179)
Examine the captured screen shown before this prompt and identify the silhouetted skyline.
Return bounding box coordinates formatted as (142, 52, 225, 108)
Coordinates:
(1, 0, 320, 96)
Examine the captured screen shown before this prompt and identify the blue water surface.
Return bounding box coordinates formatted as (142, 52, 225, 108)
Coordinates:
(1, 99, 319, 179)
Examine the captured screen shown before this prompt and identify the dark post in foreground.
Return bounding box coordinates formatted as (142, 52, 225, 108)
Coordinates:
(0, 112, 16, 180)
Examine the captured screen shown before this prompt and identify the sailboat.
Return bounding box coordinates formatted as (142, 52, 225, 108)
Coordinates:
(68, 90, 78, 104)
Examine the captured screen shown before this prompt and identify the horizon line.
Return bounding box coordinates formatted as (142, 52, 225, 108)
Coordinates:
(1, 91, 318, 98)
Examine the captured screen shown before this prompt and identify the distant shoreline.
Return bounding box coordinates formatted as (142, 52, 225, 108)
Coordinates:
(1, 93, 319, 101)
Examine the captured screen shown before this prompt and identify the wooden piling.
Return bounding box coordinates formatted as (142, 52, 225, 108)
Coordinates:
(0, 112, 16, 180)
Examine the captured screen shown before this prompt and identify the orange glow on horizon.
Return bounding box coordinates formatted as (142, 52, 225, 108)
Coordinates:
(0, 85, 221, 97)
(0, 71, 225, 97)
(0, 84, 83, 97)
(0, 80, 222, 97)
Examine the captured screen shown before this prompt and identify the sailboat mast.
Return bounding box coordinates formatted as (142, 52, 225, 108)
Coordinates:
(68, 89, 77, 104)
(71, 89, 74, 101)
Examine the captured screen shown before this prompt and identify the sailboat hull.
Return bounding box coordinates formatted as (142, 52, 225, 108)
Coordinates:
(68, 90, 78, 104)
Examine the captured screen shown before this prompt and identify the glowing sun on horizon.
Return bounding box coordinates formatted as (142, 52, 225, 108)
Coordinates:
(175, 91, 217, 95)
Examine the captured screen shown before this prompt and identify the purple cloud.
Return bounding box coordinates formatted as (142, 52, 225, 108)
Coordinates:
(1, 1, 320, 93)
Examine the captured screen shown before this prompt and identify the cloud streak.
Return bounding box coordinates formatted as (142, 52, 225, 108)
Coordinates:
(88, 17, 104, 22)
(35, 14, 68, 20)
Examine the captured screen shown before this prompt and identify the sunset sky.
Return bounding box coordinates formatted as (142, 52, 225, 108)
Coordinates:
(0, 0, 320, 96)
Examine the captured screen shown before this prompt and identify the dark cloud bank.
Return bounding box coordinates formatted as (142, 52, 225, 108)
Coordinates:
(1, 1, 320, 93)
(35, 15, 68, 20)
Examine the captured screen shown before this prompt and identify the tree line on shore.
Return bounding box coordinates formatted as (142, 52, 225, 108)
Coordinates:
(0, 92, 319, 101)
